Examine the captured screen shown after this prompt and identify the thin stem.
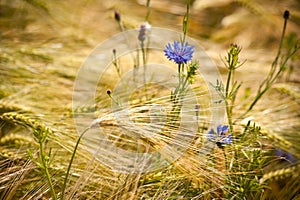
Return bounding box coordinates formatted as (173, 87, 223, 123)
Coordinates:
(114, 9, 139, 79)
(141, 42, 147, 97)
(225, 63, 232, 98)
(241, 38, 300, 120)
(178, 63, 182, 91)
(61, 127, 90, 200)
(112, 50, 121, 78)
(145, 0, 151, 22)
(173, 63, 182, 100)
(225, 66, 233, 132)
(178, 63, 181, 74)
(229, 69, 238, 117)
(224, 47, 238, 133)
(40, 142, 57, 200)
(225, 100, 233, 134)
(238, 12, 291, 119)
(222, 148, 228, 171)
(182, 0, 190, 44)
(273, 14, 288, 67)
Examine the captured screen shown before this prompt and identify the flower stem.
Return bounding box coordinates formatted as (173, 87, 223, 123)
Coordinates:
(145, 0, 151, 22)
(61, 127, 90, 200)
(141, 41, 147, 97)
(238, 12, 300, 120)
(182, 0, 190, 44)
(222, 148, 228, 171)
(225, 61, 232, 99)
(224, 45, 241, 133)
(112, 49, 121, 78)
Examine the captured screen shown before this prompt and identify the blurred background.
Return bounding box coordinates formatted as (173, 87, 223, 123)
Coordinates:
(1, 0, 300, 82)
(2, 0, 300, 44)
(1, 0, 300, 120)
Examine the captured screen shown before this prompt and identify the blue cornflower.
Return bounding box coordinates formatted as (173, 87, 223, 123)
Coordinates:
(164, 41, 194, 64)
(275, 149, 297, 163)
(138, 22, 151, 42)
(207, 125, 232, 148)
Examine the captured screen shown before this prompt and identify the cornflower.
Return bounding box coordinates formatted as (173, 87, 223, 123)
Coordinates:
(275, 148, 297, 163)
(207, 125, 232, 148)
(164, 41, 194, 64)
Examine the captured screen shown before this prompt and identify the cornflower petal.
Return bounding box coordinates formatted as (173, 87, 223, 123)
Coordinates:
(207, 129, 216, 142)
(221, 134, 232, 145)
(221, 125, 229, 134)
(164, 41, 194, 64)
(275, 148, 297, 163)
(206, 125, 232, 147)
(217, 125, 223, 136)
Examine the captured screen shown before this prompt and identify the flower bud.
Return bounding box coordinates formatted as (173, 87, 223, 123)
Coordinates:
(114, 10, 121, 22)
(283, 10, 290, 20)
(138, 22, 151, 42)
